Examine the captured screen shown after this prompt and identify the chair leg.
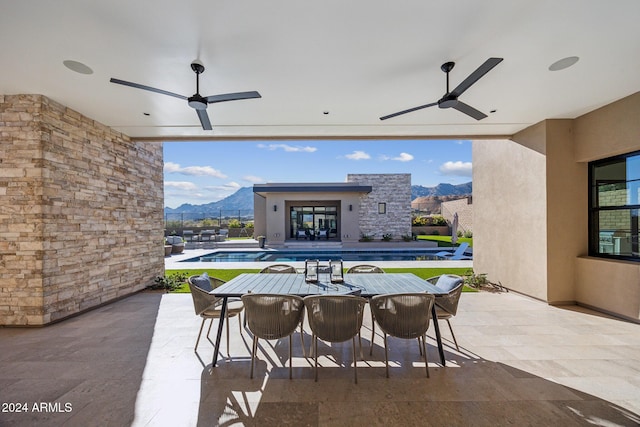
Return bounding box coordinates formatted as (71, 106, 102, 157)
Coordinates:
(422, 334, 429, 378)
(238, 313, 243, 336)
(314, 335, 319, 382)
(250, 335, 258, 379)
(369, 310, 376, 356)
(206, 318, 214, 338)
(195, 318, 207, 351)
(289, 335, 293, 379)
(352, 336, 358, 384)
(225, 311, 230, 358)
(383, 333, 389, 378)
(299, 319, 306, 357)
(446, 319, 459, 351)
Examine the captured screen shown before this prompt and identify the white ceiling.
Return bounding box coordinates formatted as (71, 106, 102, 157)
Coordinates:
(1, 0, 639, 140)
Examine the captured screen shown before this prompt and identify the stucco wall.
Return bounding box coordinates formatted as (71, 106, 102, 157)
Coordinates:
(0, 95, 164, 325)
(473, 136, 548, 301)
(474, 92, 640, 321)
(347, 174, 411, 240)
(441, 197, 473, 233)
(260, 192, 360, 245)
(572, 92, 640, 320)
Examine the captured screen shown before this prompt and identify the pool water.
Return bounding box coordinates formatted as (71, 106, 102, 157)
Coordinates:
(180, 249, 456, 263)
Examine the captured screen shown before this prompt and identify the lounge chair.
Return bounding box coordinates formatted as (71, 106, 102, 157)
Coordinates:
(166, 235, 185, 254)
(317, 229, 329, 240)
(296, 230, 307, 240)
(435, 242, 471, 260)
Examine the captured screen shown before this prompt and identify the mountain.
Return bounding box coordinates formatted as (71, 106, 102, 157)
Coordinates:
(411, 182, 472, 215)
(411, 182, 472, 199)
(164, 187, 254, 219)
(164, 182, 472, 217)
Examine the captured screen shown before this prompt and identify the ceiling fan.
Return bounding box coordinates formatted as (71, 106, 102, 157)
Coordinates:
(110, 60, 261, 130)
(380, 57, 503, 121)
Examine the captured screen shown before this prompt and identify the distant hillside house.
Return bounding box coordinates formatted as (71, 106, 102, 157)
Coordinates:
(253, 174, 411, 244)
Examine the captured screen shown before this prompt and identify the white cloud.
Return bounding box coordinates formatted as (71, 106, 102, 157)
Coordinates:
(164, 181, 198, 191)
(257, 143, 317, 153)
(381, 152, 414, 162)
(205, 181, 242, 191)
(243, 175, 264, 183)
(345, 150, 371, 160)
(163, 162, 227, 178)
(439, 161, 472, 176)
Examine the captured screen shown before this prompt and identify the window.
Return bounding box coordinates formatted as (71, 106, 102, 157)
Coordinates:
(589, 151, 640, 261)
(378, 203, 386, 214)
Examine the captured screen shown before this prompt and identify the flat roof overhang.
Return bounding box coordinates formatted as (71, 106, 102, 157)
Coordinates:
(253, 182, 372, 197)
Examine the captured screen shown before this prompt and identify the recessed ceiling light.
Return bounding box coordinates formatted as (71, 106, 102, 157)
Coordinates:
(548, 56, 579, 72)
(63, 60, 93, 75)
(143, 112, 150, 116)
(323, 111, 329, 115)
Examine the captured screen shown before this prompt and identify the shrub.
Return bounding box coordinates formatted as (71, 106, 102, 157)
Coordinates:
(382, 233, 393, 241)
(464, 230, 473, 238)
(401, 234, 413, 242)
(360, 233, 373, 242)
(228, 218, 242, 228)
(431, 215, 448, 226)
(431, 230, 440, 235)
(151, 272, 188, 291)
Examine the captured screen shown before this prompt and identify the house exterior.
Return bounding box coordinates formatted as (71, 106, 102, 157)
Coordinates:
(253, 173, 411, 245)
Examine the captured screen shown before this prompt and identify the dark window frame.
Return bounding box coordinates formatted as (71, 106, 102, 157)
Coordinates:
(588, 150, 640, 262)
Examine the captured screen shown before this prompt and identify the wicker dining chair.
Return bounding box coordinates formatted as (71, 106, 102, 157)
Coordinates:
(241, 294, 305, 379)
(303, 295, 367, 383)
(345, 264, 385, 274)
(344, 264, 385, 355)
(426, 274, 464, 351)
(259, 264, 297, 274)
(258, 263, 305, 353)
(370, 293, 436, 378)
(187, 273, 244, 356)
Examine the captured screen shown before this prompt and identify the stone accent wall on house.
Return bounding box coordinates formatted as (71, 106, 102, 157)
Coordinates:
(347, 174, 411, 240)
(0, 95, 164, 325)
(441, 197, 473, 234)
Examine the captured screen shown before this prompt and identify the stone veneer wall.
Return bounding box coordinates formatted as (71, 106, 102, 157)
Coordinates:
(0, 94, 164, 325)
(346, 174, 411, 239)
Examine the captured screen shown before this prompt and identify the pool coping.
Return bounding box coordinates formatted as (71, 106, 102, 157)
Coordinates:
(165, 246, 474, 270)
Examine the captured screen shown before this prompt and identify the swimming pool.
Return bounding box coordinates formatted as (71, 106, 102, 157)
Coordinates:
(180, 249, 462, 263)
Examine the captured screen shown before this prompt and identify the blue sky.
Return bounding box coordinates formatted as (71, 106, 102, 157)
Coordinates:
(163, 139, 471, 208)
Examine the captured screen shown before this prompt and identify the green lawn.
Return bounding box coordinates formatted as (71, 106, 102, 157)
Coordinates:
(417, 235, 473, 247)
(165, 267, 477, 293)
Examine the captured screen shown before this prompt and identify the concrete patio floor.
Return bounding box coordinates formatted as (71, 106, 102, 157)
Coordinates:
(1, 290, 639, 426)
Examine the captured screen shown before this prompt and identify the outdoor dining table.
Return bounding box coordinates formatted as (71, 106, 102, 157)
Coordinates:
(211, 272, 448, 367)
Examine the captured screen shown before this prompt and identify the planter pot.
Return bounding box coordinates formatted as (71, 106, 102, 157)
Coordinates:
(164, 245, 173, 257)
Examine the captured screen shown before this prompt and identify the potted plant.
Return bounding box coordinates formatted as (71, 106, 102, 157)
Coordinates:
(257, 236, 266, 248)
(164, 239, 172, 257)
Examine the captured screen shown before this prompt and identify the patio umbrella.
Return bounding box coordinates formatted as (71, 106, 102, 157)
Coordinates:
(451, 212, 459, 246)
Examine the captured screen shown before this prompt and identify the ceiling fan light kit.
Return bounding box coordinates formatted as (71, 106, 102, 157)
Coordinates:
(110, 60, 261, 130)
(380, 57, 503, 121)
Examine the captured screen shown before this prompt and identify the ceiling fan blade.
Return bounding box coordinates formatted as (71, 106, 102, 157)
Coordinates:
(452, 101, 487, 120)
(196, 109, 212, 130)
(109, 78, 187, 100)
(380, 101, 438, 121)
(449, 58, 503, 98)
(206, 91, 261, 104)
